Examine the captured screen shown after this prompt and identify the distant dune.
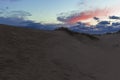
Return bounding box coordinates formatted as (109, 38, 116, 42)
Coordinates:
(0, 24, 120, 80)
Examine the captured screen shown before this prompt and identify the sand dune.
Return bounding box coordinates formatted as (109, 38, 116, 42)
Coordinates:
(0, 24, 120, 80)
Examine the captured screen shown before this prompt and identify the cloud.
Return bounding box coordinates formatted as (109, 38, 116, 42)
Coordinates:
(0, 10, 32, 26)
(1, 13, 120, 34)
(7, 11, 32, 19)
(97, 21, 110, 26)
(93, 17, 100, 21)
(1, 7, 120, 34)
(0, 9, 58, 30)
(0, 9, 4, 14)
(109, 16, 120, 20)
(69, 19, 120, 34)
(0, 17, 58, 30)
(0, 17, 27, 26)
(0, 8, 31, 19)
(78, 0, 86, 7)
(57, 8, 112, 24)
(112, 22, 120, 26)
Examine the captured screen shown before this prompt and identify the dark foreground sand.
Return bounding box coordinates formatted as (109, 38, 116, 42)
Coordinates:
(0, 24, 120, 80)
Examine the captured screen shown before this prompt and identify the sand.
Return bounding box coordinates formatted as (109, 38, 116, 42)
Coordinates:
(0, 24, 120, 80)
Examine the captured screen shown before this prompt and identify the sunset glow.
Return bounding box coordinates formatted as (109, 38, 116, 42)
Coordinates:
(1, 0, 120, 34)
(67, 8, 114, 25)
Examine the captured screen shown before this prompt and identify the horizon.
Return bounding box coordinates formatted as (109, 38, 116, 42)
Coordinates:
(0, 0, 120, 23)
(0, 0, 120, 34)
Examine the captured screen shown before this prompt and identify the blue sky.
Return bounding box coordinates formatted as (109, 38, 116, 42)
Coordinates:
(0, 0, 80, 23)
(0, 0, 120, 23)
(1, 0, 120, 34)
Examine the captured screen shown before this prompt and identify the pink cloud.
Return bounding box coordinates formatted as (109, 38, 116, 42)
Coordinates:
(67, 8, 112, 24)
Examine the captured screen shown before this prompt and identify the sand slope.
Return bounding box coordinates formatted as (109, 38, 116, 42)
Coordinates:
(0, 24, 120, 80)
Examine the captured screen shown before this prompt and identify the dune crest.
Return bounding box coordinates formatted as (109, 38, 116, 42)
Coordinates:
(0, 24, 120, 80)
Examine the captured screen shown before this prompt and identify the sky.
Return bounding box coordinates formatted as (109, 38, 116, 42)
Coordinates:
(0, 0, 120, 23)
(0, 0, 81, 23)
(1, 0, 120, 34)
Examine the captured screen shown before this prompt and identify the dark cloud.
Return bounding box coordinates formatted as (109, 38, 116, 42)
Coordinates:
(57, 16, 68, 23)
(57, 12, 75, 23)
(0, 17, 58, 30)
(0, 17, 27, 26)
(109, 16, 120, 20)
(93, 17, 100, 22)
(69, 20, 120, 34)
(97, 21, 110, 25)
(0, 9, 58, 30)
(0, 9, 30, 25)
(57, 11, 83, 23)
(112, 22, 120, 26)
(1, 8, 120, 34)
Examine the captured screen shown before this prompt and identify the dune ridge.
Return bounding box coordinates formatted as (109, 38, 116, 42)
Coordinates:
(0, 24, 120, 80)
